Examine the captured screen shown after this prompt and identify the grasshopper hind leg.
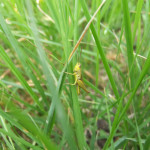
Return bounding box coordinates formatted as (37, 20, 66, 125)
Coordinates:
(77, 80, 89, 93)
(77, 85, 80, 95)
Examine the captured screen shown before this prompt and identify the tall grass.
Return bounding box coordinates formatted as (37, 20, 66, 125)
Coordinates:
(0, 0, 150, 149)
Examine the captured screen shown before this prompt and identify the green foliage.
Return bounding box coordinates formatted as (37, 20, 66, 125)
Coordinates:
(0, 0, 150, 149)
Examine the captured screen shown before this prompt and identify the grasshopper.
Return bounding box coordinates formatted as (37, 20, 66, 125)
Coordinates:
(66, 62, 89, 94)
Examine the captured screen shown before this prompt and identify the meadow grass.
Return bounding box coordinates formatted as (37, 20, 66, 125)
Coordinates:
(0, 0, 150, 149)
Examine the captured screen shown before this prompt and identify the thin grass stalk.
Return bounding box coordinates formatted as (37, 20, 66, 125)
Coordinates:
(96, 0, 101, 87)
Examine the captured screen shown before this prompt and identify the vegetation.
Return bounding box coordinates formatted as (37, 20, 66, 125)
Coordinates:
(0, 0, 150, 149)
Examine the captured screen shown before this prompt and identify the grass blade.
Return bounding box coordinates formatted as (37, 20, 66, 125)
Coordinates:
(103, 49, 150, 149)
(25, 1, 78, 149)
(0, 8, 47, 106)
(80, 0, 120, 99)
(0, 46, 43, 110)
(122, 0, 135, 88)
(132, 0, 144, 42)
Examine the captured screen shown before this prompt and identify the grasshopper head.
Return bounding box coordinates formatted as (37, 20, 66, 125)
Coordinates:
(73, 62, 81, 72)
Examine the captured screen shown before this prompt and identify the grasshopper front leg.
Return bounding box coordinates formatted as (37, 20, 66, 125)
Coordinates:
(65, 72, 75, 75)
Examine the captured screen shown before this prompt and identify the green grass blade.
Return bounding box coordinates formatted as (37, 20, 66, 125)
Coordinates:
(72, 1, 87, 149)
(25, 1, 78, 149)
(96, 0, 101, 87)
(25, 0, 56, 95)
(0, 109, 57, 150)
(119, 52, 150, 124)
(0, 9, 47, 106)
(44, 65, 77, 149)
(0, 108, 42, 146)
(80, 0, 120, 99)
(132, 0, 144, 42)
(0, 116, 15, 149)
(144, 135, 150, 150)
(0, 81, 37, 110)
(103, 51, 150, 149)
(0, 129, 40, 149)
(45, 0, 60, 30)
(122, 0, 134, 87)
(0, 46, 43, 110)
(132, 101, 143, 150)
(100, 0, 113, 20)
(1, 0, 150, 149)
(43, 1, 87, 149)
